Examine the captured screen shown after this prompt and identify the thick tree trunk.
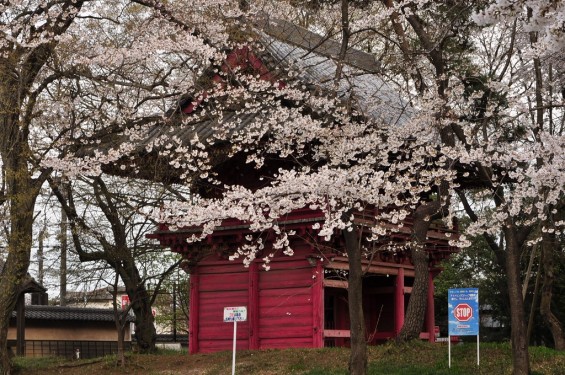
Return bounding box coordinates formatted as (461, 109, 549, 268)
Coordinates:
(0, 282, 19, 375)
(0, 161, 38, 375)
(0, 107, 41, 374)
(397, 202, 437, 342)
(119, 260, 156, 353)
(397, 244, 428, 342)
(539, 232, 565, 350)
(128, 283, 156, 353)
(343, 220, 367, 375)
(505, 226, 531, 375)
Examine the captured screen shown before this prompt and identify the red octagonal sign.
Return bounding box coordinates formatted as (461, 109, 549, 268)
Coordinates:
(453, 303, 473, 322)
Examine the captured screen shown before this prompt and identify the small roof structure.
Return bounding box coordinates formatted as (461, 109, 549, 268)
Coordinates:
(2, 257, 47, 356)
(0, 258, 46, 294)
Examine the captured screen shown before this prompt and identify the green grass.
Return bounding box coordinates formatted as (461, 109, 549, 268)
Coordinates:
(12, 341, 565, 375)
(12, 356, 63, 370)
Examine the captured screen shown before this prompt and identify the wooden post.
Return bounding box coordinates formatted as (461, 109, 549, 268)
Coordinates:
(394, 267, 405, 335)
(248, 262, 259, 349)
(426, 271, 435, 343)
(188, 270, 200, 354)
(312, 259, 324, 347)
(16, 293, 25, 356)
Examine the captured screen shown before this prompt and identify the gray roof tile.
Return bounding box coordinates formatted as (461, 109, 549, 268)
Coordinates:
(11, 305, 135, 322)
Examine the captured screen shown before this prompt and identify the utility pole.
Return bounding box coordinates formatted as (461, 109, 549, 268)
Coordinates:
(37, 226, 46, 286)
(59, 181, 68, 306)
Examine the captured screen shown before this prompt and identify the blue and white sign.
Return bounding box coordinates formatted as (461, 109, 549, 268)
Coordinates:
(448, 288, 479, 336)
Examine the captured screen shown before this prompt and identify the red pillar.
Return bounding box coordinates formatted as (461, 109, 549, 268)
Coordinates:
(426, 271, 436, 343)
(312, 259, 324, 347)
(188, 270, 200, 354)
(394, 267, 405, 335)
(248, 262, 259, 349)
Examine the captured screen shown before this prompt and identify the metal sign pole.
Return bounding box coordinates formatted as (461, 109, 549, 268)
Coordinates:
(448, 335, 451, 368)
(224, 306, 247, 375)
(232, 320, 237, 375)
(477, 334, 480, 367)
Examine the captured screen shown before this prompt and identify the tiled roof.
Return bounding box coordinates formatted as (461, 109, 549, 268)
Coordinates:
(77, 16, 413, 183)
(262, 33, 413, 126)
(138, 21, 412, 148)
(11, 305, 135, 322)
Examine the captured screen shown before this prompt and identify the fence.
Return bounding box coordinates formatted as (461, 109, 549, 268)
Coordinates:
(9, 340, 132, 359)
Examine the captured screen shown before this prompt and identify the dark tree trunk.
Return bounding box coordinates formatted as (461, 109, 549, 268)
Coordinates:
(0, 272, 26, 375)
(539, 232, 565, 350)
(132, 304, 157, 353)
(120, 268, 156, 353)
(505, 226, 531, 375)
(397, 201, 438, 342)
(0, 117, 42, 375)
(0, 167, 39, 374)
(0, 278, 20, 375)
(397, 243, 429, 342)
(343, 219, 367, 375)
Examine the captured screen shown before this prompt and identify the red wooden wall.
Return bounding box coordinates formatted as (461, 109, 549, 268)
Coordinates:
(188, 246, 323, 353)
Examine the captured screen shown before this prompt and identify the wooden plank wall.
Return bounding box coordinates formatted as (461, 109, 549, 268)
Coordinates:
(258, 257, 315, 349)
(192, 247, 321, 353)
(197, 264, 250, 353)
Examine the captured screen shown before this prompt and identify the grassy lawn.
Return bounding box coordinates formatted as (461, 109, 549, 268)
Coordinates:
(12, 341, 565, 375)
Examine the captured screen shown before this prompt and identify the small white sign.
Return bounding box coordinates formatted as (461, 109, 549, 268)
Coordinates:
(223, 306, 247, 322)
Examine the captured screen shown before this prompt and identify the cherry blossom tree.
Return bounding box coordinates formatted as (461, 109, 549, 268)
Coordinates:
(0, 2, 85, 373)
(2, 2, 563, 375)
(139, 2, 563, 375)
(461, 3, 564, 372)
(0, 1, 230, 372)
(371, 2, 564, 374)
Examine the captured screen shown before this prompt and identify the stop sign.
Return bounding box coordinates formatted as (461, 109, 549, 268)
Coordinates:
(453, 303, 473, 322)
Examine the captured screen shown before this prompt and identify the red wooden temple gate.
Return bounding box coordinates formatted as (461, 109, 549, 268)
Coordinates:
(150, 208, 456, 353)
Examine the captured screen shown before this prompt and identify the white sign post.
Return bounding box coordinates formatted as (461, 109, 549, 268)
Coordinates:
(223, 306, 247, 375)
(448, 288, 479, 368)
